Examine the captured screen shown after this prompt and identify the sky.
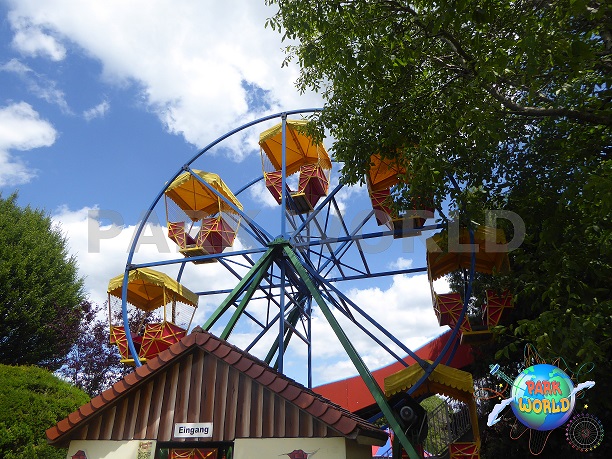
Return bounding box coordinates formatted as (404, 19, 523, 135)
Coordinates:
(0, 0, 449, 387)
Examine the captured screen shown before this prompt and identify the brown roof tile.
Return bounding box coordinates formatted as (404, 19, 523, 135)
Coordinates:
(233, 357, 253, 373)
(100, 388, 116, 403)
(224, 349, 242, 365)
(279, 384, 302, 401)
(47, 426, 60, 440)
(268, 377, 289, 393)
(256, 369, 277, 386)
(89, 395, 106, 410)
(203, 337, 221, 353)
(47, 329, 387, 446)
(244, 362, 265, 379)
(293, 392, 316, 409)
(67, 411, 81, 425)
(78, 404, 94, 418)
(215, 342, 232, 358)
(112, 379, 130, 395)
(55, 418, 71, 435)
(333, 416, 358, 437)
(308, 399, 328, 418)
(320, 407, 343, 426)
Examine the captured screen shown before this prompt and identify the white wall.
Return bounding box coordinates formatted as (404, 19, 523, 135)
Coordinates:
(66, 440, 156, 459)
(233, 437, 372, 459)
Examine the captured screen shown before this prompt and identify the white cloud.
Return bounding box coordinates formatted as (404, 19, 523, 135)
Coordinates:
(5, 0, 323, 158)
(0, 102, 57, 186)
(305, 273, 447, 383)
(390, 257, 414, 270)
(52, 205, 250, 308)
(83, 100, 110, 121)
(8, 11, 67, 61)
(0, 59, 71, 112)
(248, 180, 283, 209)
(0, 57, 31, 75)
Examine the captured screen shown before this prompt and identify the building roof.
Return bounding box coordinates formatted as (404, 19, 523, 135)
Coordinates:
(314, 330, 474, 412)
(47, 329, 387, 447)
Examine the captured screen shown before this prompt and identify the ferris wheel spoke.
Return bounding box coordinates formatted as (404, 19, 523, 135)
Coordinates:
(329, 196, 374, 272)
(290, 181, 345, 238)
(313, 267, 425, 364)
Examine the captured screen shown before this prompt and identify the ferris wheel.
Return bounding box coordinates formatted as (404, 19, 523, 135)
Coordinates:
(106, 109, 512, 459)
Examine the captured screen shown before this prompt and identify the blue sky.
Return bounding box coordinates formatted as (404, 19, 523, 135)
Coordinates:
(0, 0, 448, 386)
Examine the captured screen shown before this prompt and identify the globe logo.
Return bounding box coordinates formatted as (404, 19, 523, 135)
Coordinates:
(510, 364, 575, 431)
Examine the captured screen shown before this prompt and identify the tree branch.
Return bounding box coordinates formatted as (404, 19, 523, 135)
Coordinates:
(485, 85, 612, 125)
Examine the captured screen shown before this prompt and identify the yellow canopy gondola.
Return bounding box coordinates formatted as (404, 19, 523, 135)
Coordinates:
(259, 119, 332, 213)
(259, 119, 331, 177)
(426, 226, 510, 282)
(165, 170, 243, 221)
(107, 268, 198, 365)
(385, 361, 481, 451)
(426, 226, 513, 346)
(107, 267, 198, 311)
(164, 170, 243, 260)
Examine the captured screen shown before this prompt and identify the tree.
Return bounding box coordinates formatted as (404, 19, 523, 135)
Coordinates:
(56, 301, 132, 397)
(266, 1, 611, 456)
(265, 0, 610, 196)
(0, 192, 85, 369)
(0, 364, 90, 459)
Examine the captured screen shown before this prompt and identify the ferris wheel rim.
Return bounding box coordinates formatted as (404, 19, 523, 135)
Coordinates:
(117, 108, 473, 405)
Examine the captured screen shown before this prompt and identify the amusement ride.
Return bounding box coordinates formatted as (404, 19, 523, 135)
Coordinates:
(106, 109, 520, 459)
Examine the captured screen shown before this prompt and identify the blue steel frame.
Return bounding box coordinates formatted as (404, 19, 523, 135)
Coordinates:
(118, 109, 476, 459)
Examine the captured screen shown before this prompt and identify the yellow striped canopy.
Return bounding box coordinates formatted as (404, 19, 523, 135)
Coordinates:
(259, 119, 331, 176)
(384, 361, 480, 444)
(165, 170, 243, 220)
(107, 268, 198, 311)
(385, 361, 474, 399)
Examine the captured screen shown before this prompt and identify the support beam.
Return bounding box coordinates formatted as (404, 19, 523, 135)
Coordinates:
(203, 246, 277, 331)
(283, 245, 422, 459)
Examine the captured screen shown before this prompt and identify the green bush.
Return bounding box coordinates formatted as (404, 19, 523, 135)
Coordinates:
(0, 364, 90, 459)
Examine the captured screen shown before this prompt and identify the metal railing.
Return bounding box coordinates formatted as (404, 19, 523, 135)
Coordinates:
(423, 399, 471, 457)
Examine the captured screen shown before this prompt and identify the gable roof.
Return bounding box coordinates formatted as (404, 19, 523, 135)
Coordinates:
(47, 330, 387, 447)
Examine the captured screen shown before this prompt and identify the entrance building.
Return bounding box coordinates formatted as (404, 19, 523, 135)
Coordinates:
(47, 330, 387, 459)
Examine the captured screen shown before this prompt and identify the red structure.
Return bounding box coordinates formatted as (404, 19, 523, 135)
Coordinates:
(314, 330, 474, 412)
(140, 322, 187, 359)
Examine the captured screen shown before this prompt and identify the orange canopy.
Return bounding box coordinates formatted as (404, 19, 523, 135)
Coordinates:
(367, 154, 407, 191)
(259, 119, 331, 176)
(165, 170, 243, 221)
(426, 226, 510, 281)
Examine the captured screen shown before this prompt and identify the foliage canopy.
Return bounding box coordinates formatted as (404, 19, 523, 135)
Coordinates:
(0, 192, 85, 369)
(267, 1, 611, 455)
(266, 0, 610, 199)
(0, 364, 89, 459)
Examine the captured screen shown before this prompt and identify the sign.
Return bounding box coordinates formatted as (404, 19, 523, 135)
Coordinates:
(173, 423, 213, 438)
(509, 364, 577, 430)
